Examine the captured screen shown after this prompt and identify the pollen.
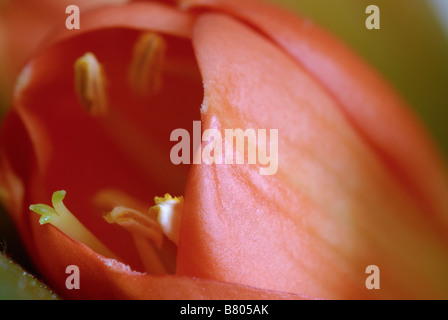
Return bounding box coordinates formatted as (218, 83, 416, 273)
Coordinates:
(129, 32, 166, 97)
(74, 52, 108, 116)
(149, 194, 183, 246)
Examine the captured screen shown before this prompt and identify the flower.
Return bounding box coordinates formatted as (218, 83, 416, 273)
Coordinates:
(1, 0, 448, 299)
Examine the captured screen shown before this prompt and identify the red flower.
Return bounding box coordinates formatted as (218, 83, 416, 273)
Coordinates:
(1, 0, 448, 299)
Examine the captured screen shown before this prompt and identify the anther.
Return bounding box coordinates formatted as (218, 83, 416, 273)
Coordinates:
(74, 52, 108, 116)
(129, 32, 166, 97)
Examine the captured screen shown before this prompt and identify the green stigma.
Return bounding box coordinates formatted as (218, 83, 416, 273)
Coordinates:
(29, 203, 58, 225)
(29, 190, 117, 259)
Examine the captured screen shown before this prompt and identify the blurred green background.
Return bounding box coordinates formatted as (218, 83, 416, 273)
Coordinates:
(0, 0, 447, 299)
(269, 0, 448, 163)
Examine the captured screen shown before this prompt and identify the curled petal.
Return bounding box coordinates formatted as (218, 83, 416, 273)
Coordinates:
(180, 0, 448, 239)
(176, 13, 448, 299)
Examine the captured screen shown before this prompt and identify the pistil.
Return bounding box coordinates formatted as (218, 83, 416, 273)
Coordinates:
(29, 191, 116, 259)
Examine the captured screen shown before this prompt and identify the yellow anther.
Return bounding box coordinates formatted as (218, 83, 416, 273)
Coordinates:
(149, 194, 183, 246)
(74, 52, 108, 116)
(129, 32, 166, 97)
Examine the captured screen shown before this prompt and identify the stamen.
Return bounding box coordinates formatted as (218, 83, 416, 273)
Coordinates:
(129, 32, 166, 97)
(93, 188, 149, 214)
(29, 191, 117, 259)
(104, 206, 163, 249)
(149, 194, 183, 246)
(74, 52, 108, 116)
(132, 235, 168, 275)
(104, 206, 169, 275)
